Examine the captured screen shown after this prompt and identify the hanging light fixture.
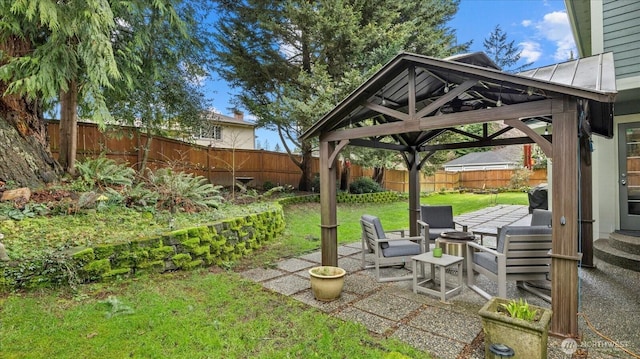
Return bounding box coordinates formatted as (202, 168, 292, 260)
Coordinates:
(381, 87, 387, 106)
(444, 83, 450, 93)
(544, 125, 549, 135)
(496, 83, 503, 107)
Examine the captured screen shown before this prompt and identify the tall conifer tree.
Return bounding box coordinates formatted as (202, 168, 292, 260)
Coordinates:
(213, 0, 467, 190)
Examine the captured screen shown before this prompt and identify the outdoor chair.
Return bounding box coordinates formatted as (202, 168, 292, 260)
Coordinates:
(417, 205, 468, 242)
(360, 214, 427, 282)
(466, 225, 553, 302)
(530, 209, 552, 226)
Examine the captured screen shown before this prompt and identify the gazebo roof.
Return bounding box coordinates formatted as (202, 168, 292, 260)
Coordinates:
(301, 51, 617, 145)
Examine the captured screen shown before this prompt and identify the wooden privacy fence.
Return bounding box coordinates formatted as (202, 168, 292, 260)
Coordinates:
(47, 121, 547, 191)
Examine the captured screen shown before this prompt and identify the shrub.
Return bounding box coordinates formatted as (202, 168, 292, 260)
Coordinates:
(146, 168, 224, 213)
(75, 156, 135, 189)
(509, 168, 532, 190)
(262, 181, 276, 191)
(349, 177, 383, 194)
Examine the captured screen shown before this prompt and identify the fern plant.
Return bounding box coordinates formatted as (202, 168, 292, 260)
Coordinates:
(147, 168, 223, 213)
(76, 156, 135, 189)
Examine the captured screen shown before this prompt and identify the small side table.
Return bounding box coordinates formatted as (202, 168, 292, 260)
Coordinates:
(412, 252, 464, 302)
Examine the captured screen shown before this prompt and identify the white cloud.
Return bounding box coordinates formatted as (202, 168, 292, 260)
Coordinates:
(535, 11, 577, 61)
(521, 20, 532, 27)
(519, 41, 542, 63)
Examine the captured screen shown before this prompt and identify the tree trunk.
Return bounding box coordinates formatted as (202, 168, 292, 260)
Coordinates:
(59, 80, 78, 175)
(297, 139, 313, 191)
(0, 36, 61, 188)
(372, 167, 385, 186)
(138, 126, 154, 175)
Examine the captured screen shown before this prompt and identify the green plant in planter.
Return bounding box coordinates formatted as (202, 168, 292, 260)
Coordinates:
(479, 297, 552, 359)
(500, 298, 538, 321)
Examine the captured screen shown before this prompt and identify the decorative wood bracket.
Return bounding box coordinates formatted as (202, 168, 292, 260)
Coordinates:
(504, 119, 552, 157)
(328, 139, 350, 169)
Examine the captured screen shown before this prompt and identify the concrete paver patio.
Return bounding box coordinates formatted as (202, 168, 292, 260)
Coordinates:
(240, 205, 640, 358)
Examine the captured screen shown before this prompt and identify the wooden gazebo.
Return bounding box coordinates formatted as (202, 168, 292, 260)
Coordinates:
(300, 52, 616, 338)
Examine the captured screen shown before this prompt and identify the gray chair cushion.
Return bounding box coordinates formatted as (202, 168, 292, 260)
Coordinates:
(420, 205, 455, 229)
(531, 209, 552, 226)
(381, 240, 421, 257)
(473, 252, 498, 274)
(496, 225, 553, 253)
(361, 214, 390, 249)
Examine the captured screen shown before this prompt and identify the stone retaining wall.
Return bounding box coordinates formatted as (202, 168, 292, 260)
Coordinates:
(1, 191, 399, 290)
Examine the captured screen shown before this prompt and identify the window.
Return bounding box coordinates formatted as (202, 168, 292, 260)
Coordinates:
(200, 125, 222, 140)
(211, 125, 222, 140)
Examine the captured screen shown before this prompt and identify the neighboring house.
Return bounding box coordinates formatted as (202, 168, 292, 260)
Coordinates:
(566, 0, 640, 268)
(194, 111, 256, 150)
(443, 147, 521, 171)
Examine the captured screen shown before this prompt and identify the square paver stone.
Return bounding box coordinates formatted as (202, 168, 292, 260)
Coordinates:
(263, 274, 310, 296)
(337, 257, 363, 273)
(239, 268, 286, 282)
(335, 306, 396, 335)
(292, 289, 358, 313)
(392, 325, 466, 359)
(352, 291, 422, 321)
(338, 245, 361, 256)
(406, 306, 481, 344)
(343, 272, 380, 295)
(298, 251, 321, 263)
(277, 258, 315, 272)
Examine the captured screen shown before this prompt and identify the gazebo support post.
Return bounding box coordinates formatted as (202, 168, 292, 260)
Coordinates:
(319, 139, 339, 266)
(550, 96, 580, 338)
(407, 149, 421, 236)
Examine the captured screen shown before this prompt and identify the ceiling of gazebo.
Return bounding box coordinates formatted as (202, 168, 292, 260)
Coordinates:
(301, 51, 617, 153)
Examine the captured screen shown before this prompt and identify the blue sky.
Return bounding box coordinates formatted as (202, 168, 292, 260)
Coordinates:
(205, 0, 576, 150)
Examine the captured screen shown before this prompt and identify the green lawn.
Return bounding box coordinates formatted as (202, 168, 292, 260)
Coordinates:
(0, 192, 527, 358)
(0, 270, 424, 358)
(244, 191, 528, 268)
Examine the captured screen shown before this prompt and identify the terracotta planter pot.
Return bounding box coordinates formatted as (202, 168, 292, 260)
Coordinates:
(479, 297, 552, 359)
(309, 266, 346, 301)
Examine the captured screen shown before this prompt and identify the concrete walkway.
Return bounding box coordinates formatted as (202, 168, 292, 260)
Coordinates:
(240, 205, 640, 359)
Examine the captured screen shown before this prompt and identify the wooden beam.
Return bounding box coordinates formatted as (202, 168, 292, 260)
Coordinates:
(408, 65, 416, 118)
(420, 136, 548, 152)
(348, 138, 409, 151)
(321, 99, 556, 143)
(419, 99, 556, 131)
(415, 79, 478, 118)
(406, 150, 421, 236)
(550, 96, 580, 338)
(321, 119, 420, 142)
(363, 102, 410, 121)
(504, 119, 553, 157)
(319, 140, 338, 266)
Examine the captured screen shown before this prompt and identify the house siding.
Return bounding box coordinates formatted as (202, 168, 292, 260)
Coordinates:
(603, 0, 640, 79)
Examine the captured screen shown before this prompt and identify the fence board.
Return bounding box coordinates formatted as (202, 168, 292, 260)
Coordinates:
(47, 121, 548, 191)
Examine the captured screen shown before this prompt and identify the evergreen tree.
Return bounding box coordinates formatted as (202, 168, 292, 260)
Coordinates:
(105, 0, 214, 174)
(483, 25, 533, 72)
(213, 0, 468, 190)
(1, 0, 120, 176)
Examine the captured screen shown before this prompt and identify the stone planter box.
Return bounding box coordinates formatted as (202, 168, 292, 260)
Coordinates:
(479, 297, 552, 359)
